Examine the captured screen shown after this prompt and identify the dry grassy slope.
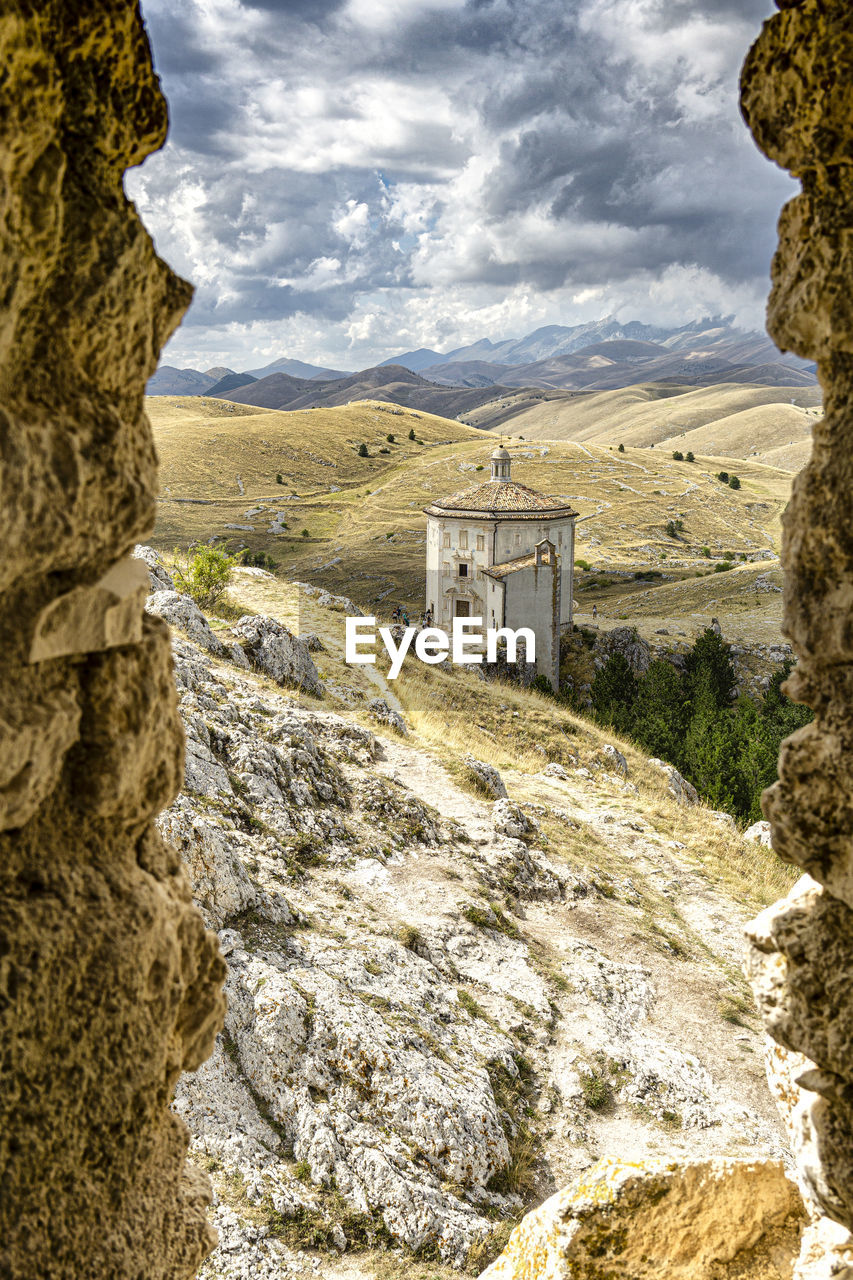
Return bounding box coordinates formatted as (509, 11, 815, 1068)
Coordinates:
(476, 382, 822, 459)
(577, 563, 785, 647)
(148, 396, 479, 496)
(150, 396, 794, 644)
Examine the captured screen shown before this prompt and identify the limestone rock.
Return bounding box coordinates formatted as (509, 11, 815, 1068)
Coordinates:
(367, 697, 408, 735)
(740, 0, 853, 1252)
(464, 755, 508, 799)
(595, 626, 651, 674)
(232, 615, 323, 696)
(0, 4, 225, 1276)
(493, 799, 537, 840)
(650, 758, 700, 806)
(159, 809, 258, 928)
(480, 1156, 805, 1279)
(29, 557, 149, 662)
(542, 761, 569, 780)
(134, 543, 175, 592)
(146, 590, 228, 658)
(746, 821, 774, 847)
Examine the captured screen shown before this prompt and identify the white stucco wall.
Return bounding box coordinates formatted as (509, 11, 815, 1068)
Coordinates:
(426, 511, 575, 628)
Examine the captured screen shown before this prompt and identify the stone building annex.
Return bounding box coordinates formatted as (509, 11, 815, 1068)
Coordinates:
(424, 447, 577, 689)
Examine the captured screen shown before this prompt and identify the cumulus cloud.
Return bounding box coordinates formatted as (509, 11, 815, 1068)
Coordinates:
(129, 0, 789, 370)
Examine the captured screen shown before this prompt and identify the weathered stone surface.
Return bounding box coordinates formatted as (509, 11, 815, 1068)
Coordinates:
(232, 614, 324, 696)
(146, 589, 228, 658)
(739, 0, 853, 1261)
(0, 5, 225, 1277)
(134, 543, 176, 591)
(367, 696, 408, 735)
(29, 557, 149, 662)
(599, 743, 628, 777)
(649, 757, 700, 806)
(481, 1156, 805, 1280)
(464, 755, 508, 799)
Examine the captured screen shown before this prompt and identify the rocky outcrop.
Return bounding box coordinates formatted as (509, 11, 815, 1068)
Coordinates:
(739, 3, 853, 1275)
(232, 614, 324, 696)
(134, 543, 176, 592)
(464, 756, 508, 799)
(649, 758, 700, 806)
(480, 1156, 805, 1279)
(146, 589, 229, 658)
(0, 6, 225, 1278)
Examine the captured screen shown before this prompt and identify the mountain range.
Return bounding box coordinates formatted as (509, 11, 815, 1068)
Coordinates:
(147, 316, 816, 416)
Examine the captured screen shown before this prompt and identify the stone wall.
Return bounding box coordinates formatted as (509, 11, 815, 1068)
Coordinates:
(0, 4, 225, 1277)
(741, 0, 853, 1271)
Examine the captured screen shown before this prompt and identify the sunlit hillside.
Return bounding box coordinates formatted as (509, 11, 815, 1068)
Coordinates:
(463, 381, 822, 461)
(149, 395, 798, 645)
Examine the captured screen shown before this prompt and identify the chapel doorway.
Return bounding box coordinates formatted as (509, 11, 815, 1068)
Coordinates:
(454, 599, 471, 617)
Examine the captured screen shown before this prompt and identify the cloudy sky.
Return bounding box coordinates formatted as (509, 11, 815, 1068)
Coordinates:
(130, 0, 790, 373)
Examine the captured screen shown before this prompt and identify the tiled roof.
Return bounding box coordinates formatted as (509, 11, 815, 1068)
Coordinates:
(483, 552, 538, 579)
(424, 480, 577, 517)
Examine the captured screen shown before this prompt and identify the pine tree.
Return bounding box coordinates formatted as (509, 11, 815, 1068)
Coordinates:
(590, 654, 638, 735)
(632, 659, 687, 765)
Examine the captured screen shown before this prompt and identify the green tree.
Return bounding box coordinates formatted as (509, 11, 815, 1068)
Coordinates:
(590, 654, 638, 735)
(761, 662, 812, 741)
(729, 474, 741, 490)
(357, 442, 369, 457)
(386, 433, 395, 443)
(172, 544, 238, 610)
(276, 472, 283, 484)
(672, 450, 684, 461)
(618, 443, 625, 452)
(684, 628, 737, 709)
(685, 451, 695, 462)
(632, 660, 687, 764)
(408, 427, 416, 440)
(717, 471, 729, 484)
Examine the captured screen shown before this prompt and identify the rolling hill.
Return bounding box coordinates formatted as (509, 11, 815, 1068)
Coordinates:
(148, 395, 796, 646)
(463, 381, 823, 460)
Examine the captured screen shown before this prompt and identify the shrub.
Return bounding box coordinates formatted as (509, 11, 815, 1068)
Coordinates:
(729, 474, 741, 490)
(618, 443, 625, 452)
(240, 549, 278, 571)
(665, 518, 684, 539)
(397, 924, 423, 951)
(580, 1070, 612, 1110)
(475, 464, 484, 471)
(685, 451, 695, 462)
(575, 558, 592, 571)
(276, 472, 283, 484)
(301, 528, 310, 538)
(701, 545, 711, 558)
(530, 674, 553, 695)
(717, 471, 729, 484)
(672, 450, 684, 461)
(714, 561, 734, 573)
(172, 544, 238, 610)
(357, 442, 369, 457)
(386, 433, 395, 443)
(408, 427, 416, 440)
(378, 447, 390, 454)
